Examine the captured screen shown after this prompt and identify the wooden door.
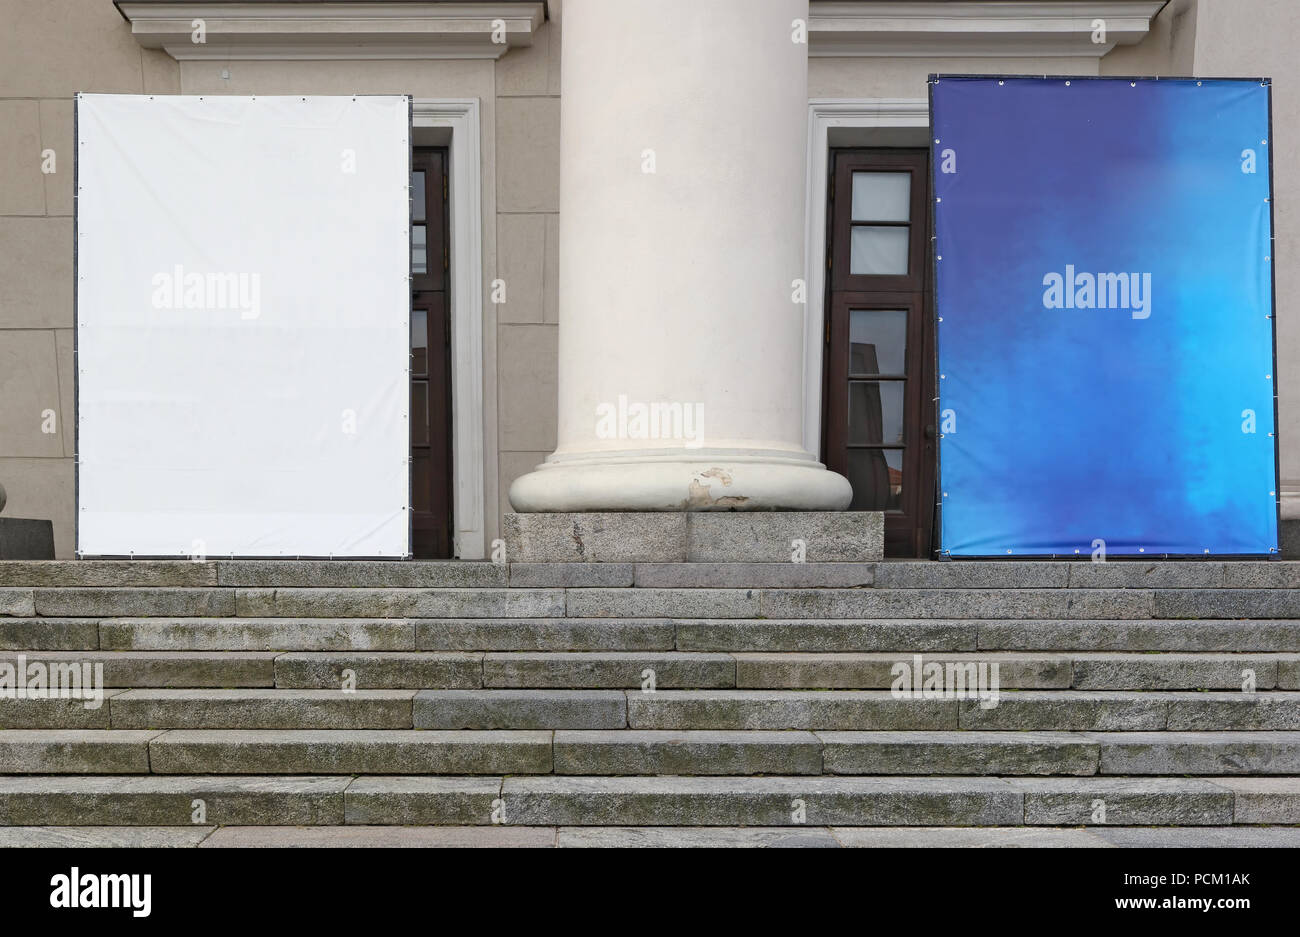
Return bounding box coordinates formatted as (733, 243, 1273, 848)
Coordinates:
(824, 149, 936, 557)
(410, 148, 452, 557)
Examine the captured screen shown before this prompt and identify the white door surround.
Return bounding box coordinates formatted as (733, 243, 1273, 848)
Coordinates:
(802, 98, 930, 458)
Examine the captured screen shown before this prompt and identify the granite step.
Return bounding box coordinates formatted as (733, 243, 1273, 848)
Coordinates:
(0, 775, 350, 825)
(624, 690, 955, 731)
(4, 559, 1300, 591)
(1, 774, 1296, 828)
(146, 729, 553, 775)
(273, 651, 483, 689)
(414, 690, 628, 730)
(0, 650, 279, 687)
(106, 689, 417, 730)
(677, 619, 1300, 652)
(353, 775, 1020, 826)
(818, 730, 1300, 776)
(26, 587, 569, 620)
(4, 687, 1289, 732)
(1094, 730, 1300, 774)
(550, 729, 823, 775)
(0, 729, 160, 773)
(46, 617, 1300, 654)
(481, 651, 734, 688)
(733, 652, 1300, 689)
(11, 824, 1300, 848)
(817, 730, 1100, 775)
(100, 618, 417, 651)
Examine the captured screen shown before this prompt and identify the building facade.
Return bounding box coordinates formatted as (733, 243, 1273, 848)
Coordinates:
(0, 0, 1296, 559)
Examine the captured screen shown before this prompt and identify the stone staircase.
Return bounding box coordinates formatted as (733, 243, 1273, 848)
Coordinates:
(1, 558, 1299, 845)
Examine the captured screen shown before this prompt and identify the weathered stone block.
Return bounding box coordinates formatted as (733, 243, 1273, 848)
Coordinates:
(958, 691, 1167, 731)
(674, 620, 977, 653)
(99, 618, 415, 651)
(482, 651, 734, 688)
(565, 588, 758, 618)
(504, 513, 686, 562)
(501, 775, 1022, 826)
(343, 776, 504, 825)
(627, 690, 955, 731)
(35, 588, 232, 617)
(977, 619, 1300, 652)
(0, 775, 349, 825)
(416, 618, 674, 651)
(414, 689, 626, 729)
(634, 562, 874, 588)
(235, 587, 564, 619)
(508, 563, 634, 587)
(1014, 777, 1234, 826)
(555, 827, 841, 847)
(0, 650, 275, 688)
(1072, 653, 1278, 690)
(0, 692, 121, 729)
(1095, 731, 1300, 775)
(148, 729, 554, 775)
(1212, 777, 1300, 824)
(733, 652, 1070, 689)
(818, 730, 1099, 776)
(0, 729, 158, 773)
(274, 652, 482, 689)
(217, 560, 506, 588)
(761, 588, 1152, 620)
(0, 589, 36, 616)
(552, 729, 823, 775)
(686, 512, 882, 562)
(0, 561, 215, 587)
(1165, 692, 1300, 731)
(874, 562, 1068, 589)
(109, 689, 416, 730)
(0, 618, 99, 650)
(1154, 589, 1300, 619)
(1068, 562, 1226, 589)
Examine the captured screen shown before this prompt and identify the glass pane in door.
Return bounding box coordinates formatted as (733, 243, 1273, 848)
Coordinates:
(850, 226, 909, 275)
(849, 309, 907, 375)
(851, 171, 911, 222)
(847, 448, 904, 511)
(848, 380, 905, 445)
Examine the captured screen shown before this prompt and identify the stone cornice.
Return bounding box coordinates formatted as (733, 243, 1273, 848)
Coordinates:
(115, 2, 546, 60)
(808, 1, 1166, 57)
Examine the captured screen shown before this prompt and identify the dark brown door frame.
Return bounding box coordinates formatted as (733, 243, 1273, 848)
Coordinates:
(823, 148, 936, 558)
(411, 147, 453, 558)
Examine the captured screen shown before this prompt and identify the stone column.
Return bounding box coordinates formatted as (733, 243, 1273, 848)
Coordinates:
(509, 0, 851, 512)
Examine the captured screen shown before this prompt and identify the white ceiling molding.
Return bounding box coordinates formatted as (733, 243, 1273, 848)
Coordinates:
(808, 1, 1165, 57)
(116, 2, 546, 61)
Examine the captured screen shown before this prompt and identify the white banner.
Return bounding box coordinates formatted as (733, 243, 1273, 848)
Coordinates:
(76, 94, 411, 557)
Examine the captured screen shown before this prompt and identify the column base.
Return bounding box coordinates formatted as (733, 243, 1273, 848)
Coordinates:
(508, 458, 853, 513)
(504, 511, 882, 563)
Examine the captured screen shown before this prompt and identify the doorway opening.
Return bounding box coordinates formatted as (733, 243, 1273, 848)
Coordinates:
(823, 148, 936, 558)
(410, 146, 453, 557)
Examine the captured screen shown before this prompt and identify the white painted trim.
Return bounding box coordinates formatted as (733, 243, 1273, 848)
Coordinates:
(414, 99, 485, 559)
(808, 1, 1162, 57)
(118, 1, 545, 61)
(1281, 489, 1300, 521)
(803, 99, 930, 456)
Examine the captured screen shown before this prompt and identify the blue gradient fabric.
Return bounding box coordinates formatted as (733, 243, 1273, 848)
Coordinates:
(932, 76, 1277, 556)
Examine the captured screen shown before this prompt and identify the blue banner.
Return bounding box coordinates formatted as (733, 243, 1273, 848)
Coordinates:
(932, 76, 1277, 556)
